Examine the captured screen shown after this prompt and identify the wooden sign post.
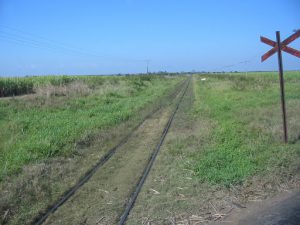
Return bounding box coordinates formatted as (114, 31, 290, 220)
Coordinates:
(261, 30, 300, 143)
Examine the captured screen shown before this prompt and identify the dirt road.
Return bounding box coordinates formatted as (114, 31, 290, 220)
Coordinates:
(224, 191, 300, 225)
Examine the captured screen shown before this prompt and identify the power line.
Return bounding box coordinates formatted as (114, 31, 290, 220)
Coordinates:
(0, 31, 106, 58)
(0, 25, 120, 59)
(0, 25, 95, 54)
(0, 25, 147, 63)
(213, 53, 261, 72)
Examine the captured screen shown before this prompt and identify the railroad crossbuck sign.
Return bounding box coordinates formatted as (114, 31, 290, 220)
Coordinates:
(261, 30, 300, 62)
(260, 30, 300, 143)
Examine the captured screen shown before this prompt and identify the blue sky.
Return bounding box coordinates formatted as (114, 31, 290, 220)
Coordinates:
(0, 0, 299, 76)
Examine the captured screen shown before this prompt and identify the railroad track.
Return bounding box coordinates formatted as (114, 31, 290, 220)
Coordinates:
(118, 76, 191, 225)
(33, 77, 190, 225)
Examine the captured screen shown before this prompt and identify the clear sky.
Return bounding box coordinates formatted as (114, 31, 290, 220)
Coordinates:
(0, 0, 299, 76)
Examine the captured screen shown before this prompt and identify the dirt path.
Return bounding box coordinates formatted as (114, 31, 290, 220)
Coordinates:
(42, 105, 175, 224)
(219, 191, 300, 225)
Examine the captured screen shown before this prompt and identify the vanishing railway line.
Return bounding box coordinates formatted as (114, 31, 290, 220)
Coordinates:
(118, 76, 191, 225)
(33, 76, 191, 225)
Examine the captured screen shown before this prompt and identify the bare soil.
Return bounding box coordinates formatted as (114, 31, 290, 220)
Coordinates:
(221, 191, 300, 225)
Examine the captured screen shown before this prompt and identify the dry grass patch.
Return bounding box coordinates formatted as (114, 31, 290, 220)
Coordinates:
(34, 80, 92, 98)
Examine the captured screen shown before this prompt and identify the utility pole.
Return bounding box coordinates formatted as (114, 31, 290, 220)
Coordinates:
(145, 60, 150, 74)
(240, 60, 250, 76)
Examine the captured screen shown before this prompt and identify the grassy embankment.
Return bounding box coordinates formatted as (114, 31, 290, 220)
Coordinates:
(193, 71, 300, 186)
(0, 75, 182, 181)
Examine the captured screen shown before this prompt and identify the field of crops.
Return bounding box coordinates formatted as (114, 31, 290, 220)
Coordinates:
(0, 75, 182, 181)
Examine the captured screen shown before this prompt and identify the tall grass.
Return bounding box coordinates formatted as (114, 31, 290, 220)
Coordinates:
(0, 78, 34, 97)
(0, 76, 77, 97)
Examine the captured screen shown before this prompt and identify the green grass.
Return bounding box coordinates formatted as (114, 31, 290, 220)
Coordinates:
(192, 71, 300, 186)
(0, 75, 182, 181)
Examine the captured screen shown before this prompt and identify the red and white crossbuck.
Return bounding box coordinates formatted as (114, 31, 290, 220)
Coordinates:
(261, 30, 300, 61)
